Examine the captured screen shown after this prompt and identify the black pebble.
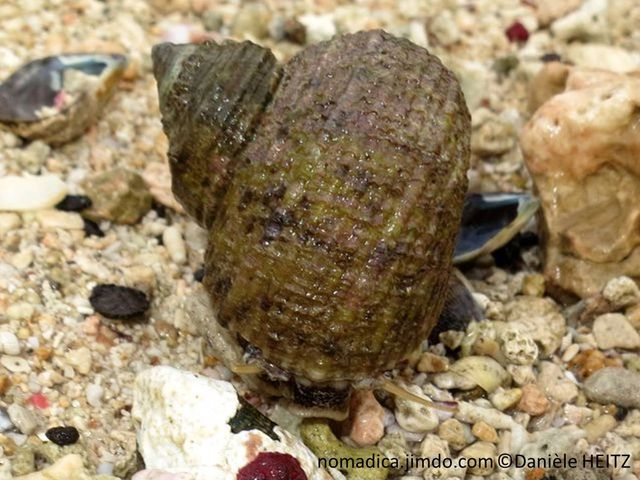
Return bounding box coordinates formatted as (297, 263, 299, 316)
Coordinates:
(45, 426, 79, 446)
(614, 406, 629, 421)
(89, 284, 150, 320)
(55, 195, 92, 212)
(152, 200, 167, 218)
(193, 266, 205, 283)
(83, 218, 104, 237)
(540, 52, 562, 63)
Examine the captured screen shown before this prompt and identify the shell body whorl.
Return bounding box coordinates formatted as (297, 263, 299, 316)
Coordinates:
(153, 30, 470, 385)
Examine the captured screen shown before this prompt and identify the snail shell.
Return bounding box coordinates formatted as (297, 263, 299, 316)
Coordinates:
(153, 31, 470, 388)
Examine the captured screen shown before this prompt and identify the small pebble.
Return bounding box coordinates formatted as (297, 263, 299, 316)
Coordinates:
(7, 404, 39, 435)
(35, 210, 84, 230)
(394, 385, 439, 433)
(1, 355, 30, 373)
(283, 18, 306, 45)
(460, 441, 496, 475)
(82, 168, 152, 225)
(86, 384, 104, 407)
(347, 390, 384, 447)
(162, 226, 187, 265)
(66, 347, 92, 375)
(45, 426, 80, 446)
(0, 213, 21, 235)
(89, 284, 150, 320)
(490, 388, 522, 411)
(416, 352, 449, 373)
(0, 332, 21, 356)
(7, 303, 35, 321)
(54, 195, 92, 212)
(517, 384, 550, 416)
(83, 218, 105, 237)
(193, 266, 205, 283)
(592, 313, 640, 350)
(602, 276, 639, 308)
(0, 175, 67, 211)
(471, 421, 498, 443)
(583, 367, 640, 408)
(521, 273, 545, 297)
(505, 21, 529, 43)
(0, 409, 12, 436)
(437, 418, 471, 451)
(583, 414, 616, 443)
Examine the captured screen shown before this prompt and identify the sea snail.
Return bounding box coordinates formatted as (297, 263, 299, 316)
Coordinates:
(152, 30, 471, 417)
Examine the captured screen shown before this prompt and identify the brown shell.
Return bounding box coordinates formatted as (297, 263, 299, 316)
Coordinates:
(153, 30, 471, 384)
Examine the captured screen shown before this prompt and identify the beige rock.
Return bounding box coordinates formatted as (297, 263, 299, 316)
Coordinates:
(500, 328, 539, 365)
(520, 69, 640, 298)
(14, 453, 117, 480)
(162, 226, 187, 265)
(602, 276, 640, 308)
(565, 44, 640, 74)
(521, 273, 546, 297)
(490, 388, 523, 411)
(460, 441, 496, 476)
(0, 213, 21, 235)
(416, 352, 449, 373)
(472, 421, 498, 443)
(142, 161, 184, 213)
(537, 361, 578, 403)
(82, 168, 152, 225)
(394, 385, 439, 433)
(438, 418, 471, 451)
(550, 0, 608, 41)
(35, 210, 84, 230)
(505, 296, 566, 356)
(517, 384, 550, 416)
(584, 414, 617, 443)
(470, 109, 516, 157)
(347, 390, 385, 447)
(592, 313, 640, 350)
(534, 0, 582, 26)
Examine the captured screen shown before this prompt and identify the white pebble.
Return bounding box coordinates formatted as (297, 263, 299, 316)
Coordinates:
(0, 213, 21, 235)
(0, 175, 67, 211)
(593, 313, 640, 350)
(162, 226, 187, 265)
(561, 343, 580, 362)
(394, 385, 439, 433)
(86, 384, 104, 407)
(0, 331, 20, 355)
(602, 276, 640, 308)
(35, 210, 84, 230)
(66, 346, 93, 375)
(7, 404, 39, 434)
(298, 13, 336, 44)
(0, 355, 30, 373)
(6, 302, 35, 321)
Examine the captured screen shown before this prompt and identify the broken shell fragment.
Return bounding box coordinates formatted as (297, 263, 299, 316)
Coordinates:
(0, 53, 127, 146)
(453, 192, 540, 264)
(132, 366, 332, 480)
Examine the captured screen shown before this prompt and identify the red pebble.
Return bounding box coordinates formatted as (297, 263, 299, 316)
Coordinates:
(28, 393, 50, 409)
(505, 21, 529, 43)
(237, 452, 308, 480)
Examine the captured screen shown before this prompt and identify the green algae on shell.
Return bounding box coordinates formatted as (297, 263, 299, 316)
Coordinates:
(152, 30, 470, 391)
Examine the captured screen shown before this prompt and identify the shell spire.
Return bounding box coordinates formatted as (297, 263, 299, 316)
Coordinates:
(152, 41, 281, 227)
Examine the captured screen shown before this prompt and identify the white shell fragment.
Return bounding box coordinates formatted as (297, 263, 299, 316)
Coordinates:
(0, 175, 67, 212)
(132, 366, 331, 480)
